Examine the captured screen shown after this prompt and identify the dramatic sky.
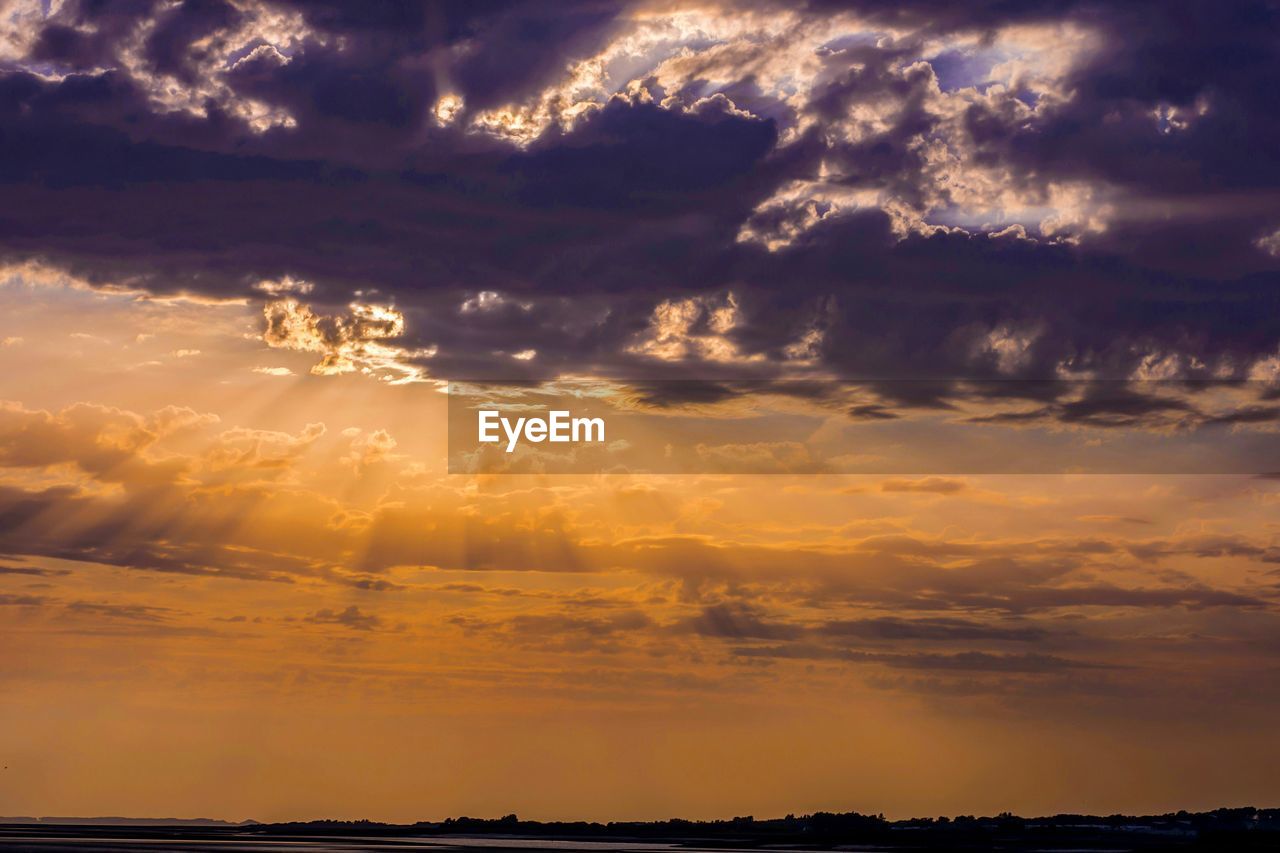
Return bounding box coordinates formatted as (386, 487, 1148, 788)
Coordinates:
(2, 0, 1280, 823)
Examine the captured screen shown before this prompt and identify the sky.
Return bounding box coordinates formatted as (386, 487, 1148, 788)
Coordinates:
(2, 0, 1280, 824)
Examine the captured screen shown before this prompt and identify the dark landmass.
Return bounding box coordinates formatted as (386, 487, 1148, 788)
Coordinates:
(3, 808, 1280, 851)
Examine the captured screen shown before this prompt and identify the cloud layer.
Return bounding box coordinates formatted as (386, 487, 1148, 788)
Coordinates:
(2, 0, 1279, 384)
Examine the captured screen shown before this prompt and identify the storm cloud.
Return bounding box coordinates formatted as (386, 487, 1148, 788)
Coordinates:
(0, 0, 1277, 386)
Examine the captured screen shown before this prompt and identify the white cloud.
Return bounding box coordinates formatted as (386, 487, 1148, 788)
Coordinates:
(262, 298, 434, 383)
(254, 277, 315, 297)
(1254, 227, 1280, 258)
(980, 325, 1041, 374)
(628, 292, 762, 364)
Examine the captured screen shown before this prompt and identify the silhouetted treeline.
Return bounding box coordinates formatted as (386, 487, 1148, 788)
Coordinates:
(250, 806, 1280, 848)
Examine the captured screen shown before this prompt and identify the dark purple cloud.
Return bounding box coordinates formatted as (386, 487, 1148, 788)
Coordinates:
(0, 0, 1277, 386)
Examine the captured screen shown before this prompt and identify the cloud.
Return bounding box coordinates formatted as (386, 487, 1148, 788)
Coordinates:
(683, 602, 803, 640)
(0, 400, 216, 484)
(65, 601, 173, 622)
(880, 651, 1110, 673)
(1256, 227, 1280, 258)
(0, 592, 45, 606)
(450, 607, 654, 653)
(880, 477, 968, 495)
(305, 605, 382, 631)
(0, 0, 1275, 389)
(729, 644, 1106, 673)
(816, 616, 1045, 642)
(0, 564, 67, 577)
(339, 427, 401, 475)
(204, 422, 326, 479)
(262, 298, 431, 382)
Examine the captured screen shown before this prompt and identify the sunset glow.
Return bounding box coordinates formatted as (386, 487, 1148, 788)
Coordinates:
(1, 0, 1280, 828)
